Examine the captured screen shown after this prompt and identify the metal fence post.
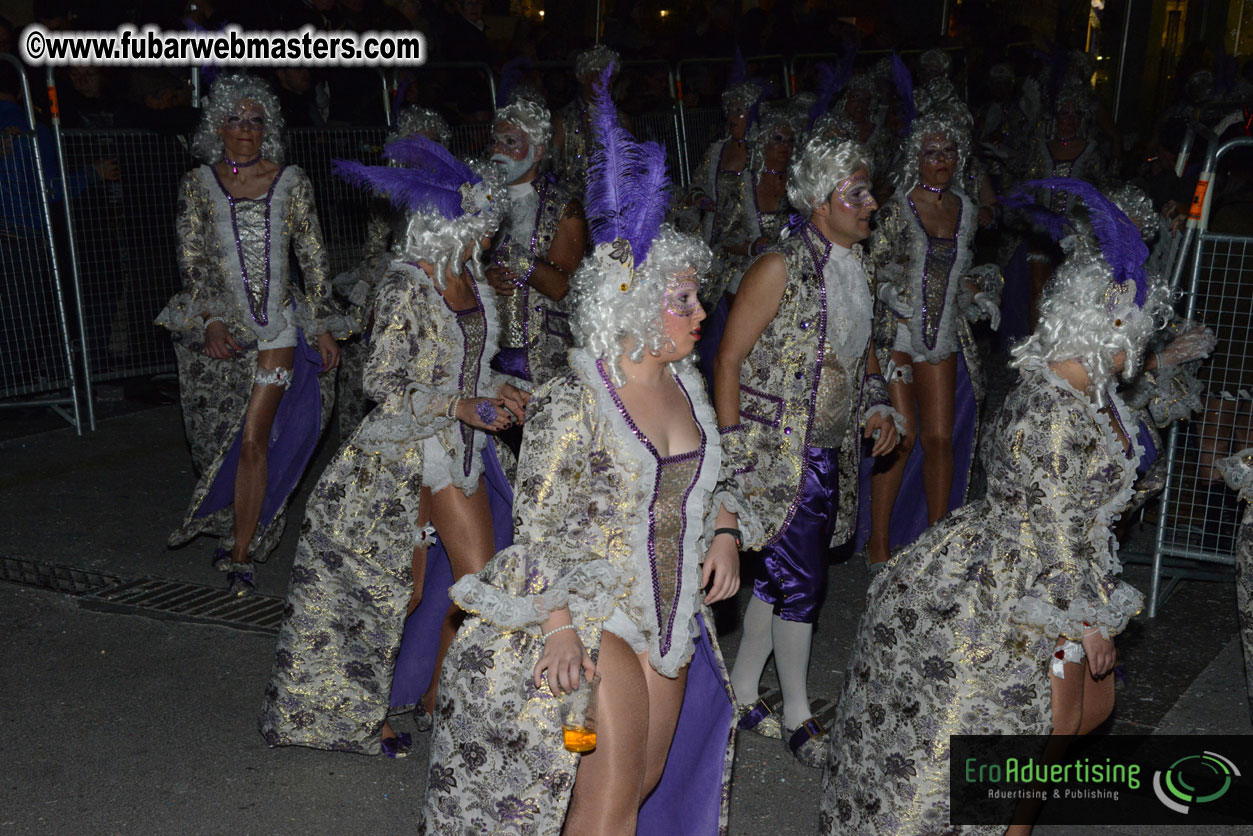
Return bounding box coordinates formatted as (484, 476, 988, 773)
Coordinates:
(0, 54, 84, 432)
(45, 68, 96, 430)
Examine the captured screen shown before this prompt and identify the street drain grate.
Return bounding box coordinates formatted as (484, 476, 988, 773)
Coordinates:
(2, 555, 283, 635)
(80, 577, 285, 634)
(1, 555, 121, 595)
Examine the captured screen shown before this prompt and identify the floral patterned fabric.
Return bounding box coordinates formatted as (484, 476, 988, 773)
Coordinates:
(257, 261, 511, 755)
(821, 362, 1147, 834)
(718, 225, 879, 551)
(419, 349, 735, 835)
(157, 165, 346, 558)
(1218, 448, 1253, 721)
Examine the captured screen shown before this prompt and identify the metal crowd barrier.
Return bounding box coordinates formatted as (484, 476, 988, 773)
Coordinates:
(0, 55, 85, 432)
(1147, 133, 1253, 615)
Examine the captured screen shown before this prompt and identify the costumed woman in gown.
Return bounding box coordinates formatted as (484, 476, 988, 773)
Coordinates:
(156, 73, 348, 596)
(258, 137, 529, 757)
(332, 105, 451, 438)
(820, 184, 1173, 834)
(420, 69, 741, 836)
(862, 106, 1002, 568)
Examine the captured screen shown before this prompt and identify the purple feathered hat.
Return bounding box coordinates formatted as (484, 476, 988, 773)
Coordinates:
(1007, 177, 1150, 307)
(585, 64, 671, 290)
(333, 135, 494, 220)
(890, 52, 916, 135)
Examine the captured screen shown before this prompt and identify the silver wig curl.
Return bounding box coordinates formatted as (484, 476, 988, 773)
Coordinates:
(575, 45, 620, 80)
(807, 110, 858, 144)
(1010, 236, 1171, 403)
(891, 106, 972, 194)
(918, 48, 952, 79)
(389, 105, 451, 146)
(398, 158, 508, 291)
(494, 98, 553, 149)
(571, 224, 712, 386)
(1050, 81, 1094, 139)
(842, 74, 879, 110)
(722, 80, 766, 115)
(191, 73, 285, 164)
(1107, 184, 1159, 241)
(748, 101, 806, 175)
(787, 135, 873, 215)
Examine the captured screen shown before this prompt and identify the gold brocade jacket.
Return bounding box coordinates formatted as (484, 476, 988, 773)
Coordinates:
(719, 226, 879, 551)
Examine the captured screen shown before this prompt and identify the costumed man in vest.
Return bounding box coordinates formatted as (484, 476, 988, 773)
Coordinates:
(714, 136, 903, 766)
(486, 97, 586, 392)
(551, 45, 632, 199)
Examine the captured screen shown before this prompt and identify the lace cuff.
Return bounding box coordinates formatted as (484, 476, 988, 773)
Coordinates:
(1010, 580, 1144, 642)
(1219, 448, 1253, 505)
(451, 557, 625, 630)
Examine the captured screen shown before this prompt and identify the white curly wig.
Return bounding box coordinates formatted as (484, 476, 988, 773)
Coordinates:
(1107, 184, 1159, 241)
(891, 106, 972, 194)
(787, 135, 873, 215)
(919, 48, 952, 79)
(576, 45, 620, 80)
(1011, 236, 1171, 403)
(722, 80, 766, 114)
(494, 98, 552, 149)
(571, 224, 712, 386)
(192, 72, 285, 164)
(807, 110, 859, 144)
(843, 74, 879, 110)
(389, 105, 451, 146)
(1050, 81, 1095, 139)
(748, 101, 806, 175)
(397, 158, 509, 291)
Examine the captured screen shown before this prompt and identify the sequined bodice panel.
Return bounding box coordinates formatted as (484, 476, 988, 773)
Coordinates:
(908, 198, 962, 352)
(231, 198, 279, 322)
(758, 208, 790, 242)
(712, 168, 743, 243)
(650, 453, 702, 654)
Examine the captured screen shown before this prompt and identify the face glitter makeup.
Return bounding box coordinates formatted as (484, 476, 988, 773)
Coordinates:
(834, 175, 875, 208)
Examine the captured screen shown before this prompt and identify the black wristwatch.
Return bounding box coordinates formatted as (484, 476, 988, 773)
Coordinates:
(713, 527, 743, 549)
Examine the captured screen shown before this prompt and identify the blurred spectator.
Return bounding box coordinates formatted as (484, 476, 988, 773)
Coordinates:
(130, 70, 199, 135)
(280, 0, 339, 29)
(0, 15, 15, 55)
(431, 0, 493, 64)
(58, 67, 138, 129)
(738, 0, 784, 56)
(273, 67, 328, 127)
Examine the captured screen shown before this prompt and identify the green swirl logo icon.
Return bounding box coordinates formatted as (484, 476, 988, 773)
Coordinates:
(1152, 751, 1240, 814)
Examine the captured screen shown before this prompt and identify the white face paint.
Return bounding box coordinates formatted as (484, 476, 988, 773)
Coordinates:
(491, 145, 536, 184)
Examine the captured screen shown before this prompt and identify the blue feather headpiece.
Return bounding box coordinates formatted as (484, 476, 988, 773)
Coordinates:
(585, 64, 671, 287)
(727, 48, 748, 88)
(1009, 177, 1150, 307)
(807, 61, 850, 130)
(332, 135, 487, 219)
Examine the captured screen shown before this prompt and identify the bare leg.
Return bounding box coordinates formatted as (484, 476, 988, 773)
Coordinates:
(420, 479, 496, 714)
(868, 351, 918, 565)
(1004, 641, 1116, 836)
(230, 346, 295, 563)
(913, 355, 958, 525)
(563, 631, 687, 836)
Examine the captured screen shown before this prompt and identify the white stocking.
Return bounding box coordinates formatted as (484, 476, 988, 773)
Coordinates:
(772, 616, 814, 730)
(730, 595, 775, 703)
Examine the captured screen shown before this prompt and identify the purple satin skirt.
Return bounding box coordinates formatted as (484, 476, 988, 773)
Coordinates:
(388, 442, 515, 708)
(997, 240, 1033, 352)
(194, 330, 323, 529)
(490, 347, 531, 383)
(751, 445, 840, 624)
(854, 348, 976, 553)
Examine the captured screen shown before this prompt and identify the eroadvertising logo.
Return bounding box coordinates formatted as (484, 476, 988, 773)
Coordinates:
(949, 735, 1253, 827)
(1152, 751, 1241, 814)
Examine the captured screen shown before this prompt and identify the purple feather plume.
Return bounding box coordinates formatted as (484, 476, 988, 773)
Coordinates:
(808, 62, 844, 129)
(584, 64, 672, 265)
(1001, 187, 1074, 242)
(498, 57, 533, 106)
(890, 53, 915, 134)
(1018, 177, 1150, 306)
(332, 158, 466, 218)
(383, 135, 481, 187)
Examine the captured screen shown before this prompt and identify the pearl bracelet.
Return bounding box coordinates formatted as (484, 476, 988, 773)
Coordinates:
(541, 624, 576, 644)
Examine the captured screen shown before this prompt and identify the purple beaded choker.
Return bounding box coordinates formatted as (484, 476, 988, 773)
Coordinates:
(223, 155, 262, 176)
(918, 182, 947, 196)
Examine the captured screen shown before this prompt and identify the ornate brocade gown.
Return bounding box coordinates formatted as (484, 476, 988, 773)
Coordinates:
(155, 164, 348, 561)
(258, 263, 512, 755)
(822, 363, 1146, 834)
(419, 350, 736, 836)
